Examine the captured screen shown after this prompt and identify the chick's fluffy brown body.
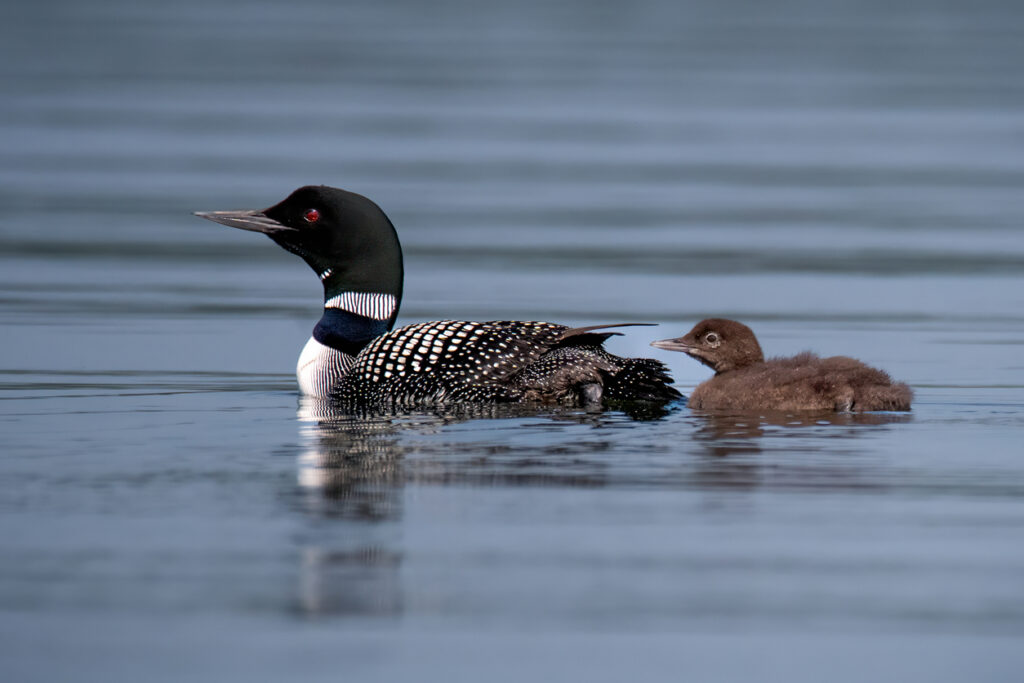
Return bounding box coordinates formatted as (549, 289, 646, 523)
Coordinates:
(653, 319, 912, 413)
(688, 351, 912, 412)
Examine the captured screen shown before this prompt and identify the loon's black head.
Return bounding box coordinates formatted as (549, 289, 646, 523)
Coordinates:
(195, 185, 404, 311)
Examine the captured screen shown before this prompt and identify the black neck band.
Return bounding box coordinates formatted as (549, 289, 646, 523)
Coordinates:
(313, 309, 390, 356)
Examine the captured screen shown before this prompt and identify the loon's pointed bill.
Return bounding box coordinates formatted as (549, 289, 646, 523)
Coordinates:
(194, 185, 681, 408)
(194, 209, 297, 234)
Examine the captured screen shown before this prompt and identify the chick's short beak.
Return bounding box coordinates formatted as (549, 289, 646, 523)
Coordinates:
(650, 337, 694, 353)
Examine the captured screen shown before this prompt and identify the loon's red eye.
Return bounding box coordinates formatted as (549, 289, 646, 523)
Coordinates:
(303, 208, 320, 223)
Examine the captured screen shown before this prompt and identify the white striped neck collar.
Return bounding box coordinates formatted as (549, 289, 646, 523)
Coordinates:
(324, 291, 397, 322)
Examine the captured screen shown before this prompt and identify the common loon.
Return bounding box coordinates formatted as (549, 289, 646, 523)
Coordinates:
(651, 318, 912, 412)
(196, 185, 681, 408)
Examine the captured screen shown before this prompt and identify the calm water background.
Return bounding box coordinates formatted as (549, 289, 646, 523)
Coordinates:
(2, 0, 1024, 680)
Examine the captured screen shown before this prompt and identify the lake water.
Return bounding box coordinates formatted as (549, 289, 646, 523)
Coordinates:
(2, 0, 1024, 680)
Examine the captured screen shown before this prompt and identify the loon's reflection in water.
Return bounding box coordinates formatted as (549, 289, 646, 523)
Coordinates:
(294, 397, 672, 507)
(292, 398, 674, 616)
(296, 400, 407, 521)
(295, 399, 402, 616)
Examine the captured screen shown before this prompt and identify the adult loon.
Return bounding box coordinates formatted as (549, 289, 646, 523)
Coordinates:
(651, 318, 912, 412)
(196, 185, 681, 408)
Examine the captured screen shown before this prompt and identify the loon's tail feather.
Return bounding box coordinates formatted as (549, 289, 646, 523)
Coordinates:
(559, 322, 654, 340)
(556, 323, 659, 350)
(602, 358, 683, 403)
(555, 324, 682, 403)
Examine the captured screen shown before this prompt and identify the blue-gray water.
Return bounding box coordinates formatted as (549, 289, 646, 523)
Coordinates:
(2, 0, 1024, 680)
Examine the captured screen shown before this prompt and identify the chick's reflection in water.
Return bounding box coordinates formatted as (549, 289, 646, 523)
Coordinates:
(694, 411, 914, 458)
(690, 411, 914, 494)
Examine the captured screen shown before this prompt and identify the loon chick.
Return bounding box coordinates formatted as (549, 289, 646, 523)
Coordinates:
(651, 318, 912, 412)
(196, 185, 680, 408)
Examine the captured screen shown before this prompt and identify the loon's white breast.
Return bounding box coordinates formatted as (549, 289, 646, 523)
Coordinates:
(297, 336, 354, 398)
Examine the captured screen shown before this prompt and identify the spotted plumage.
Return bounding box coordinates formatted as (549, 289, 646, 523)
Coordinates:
(196, 186, 682, 410)
(335, 320, 562, 405)
(328, 319, 681, 407)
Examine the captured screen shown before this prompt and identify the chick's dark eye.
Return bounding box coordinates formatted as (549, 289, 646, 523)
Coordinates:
(303, 208, 320, 223)
(705, 333, 719, 343)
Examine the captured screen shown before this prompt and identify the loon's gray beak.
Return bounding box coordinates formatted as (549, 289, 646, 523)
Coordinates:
(650, 337, 694, 353)
(193, 209, 297, 234)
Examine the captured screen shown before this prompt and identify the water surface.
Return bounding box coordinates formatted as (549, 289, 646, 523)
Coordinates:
(2, 0, 1024, 680)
